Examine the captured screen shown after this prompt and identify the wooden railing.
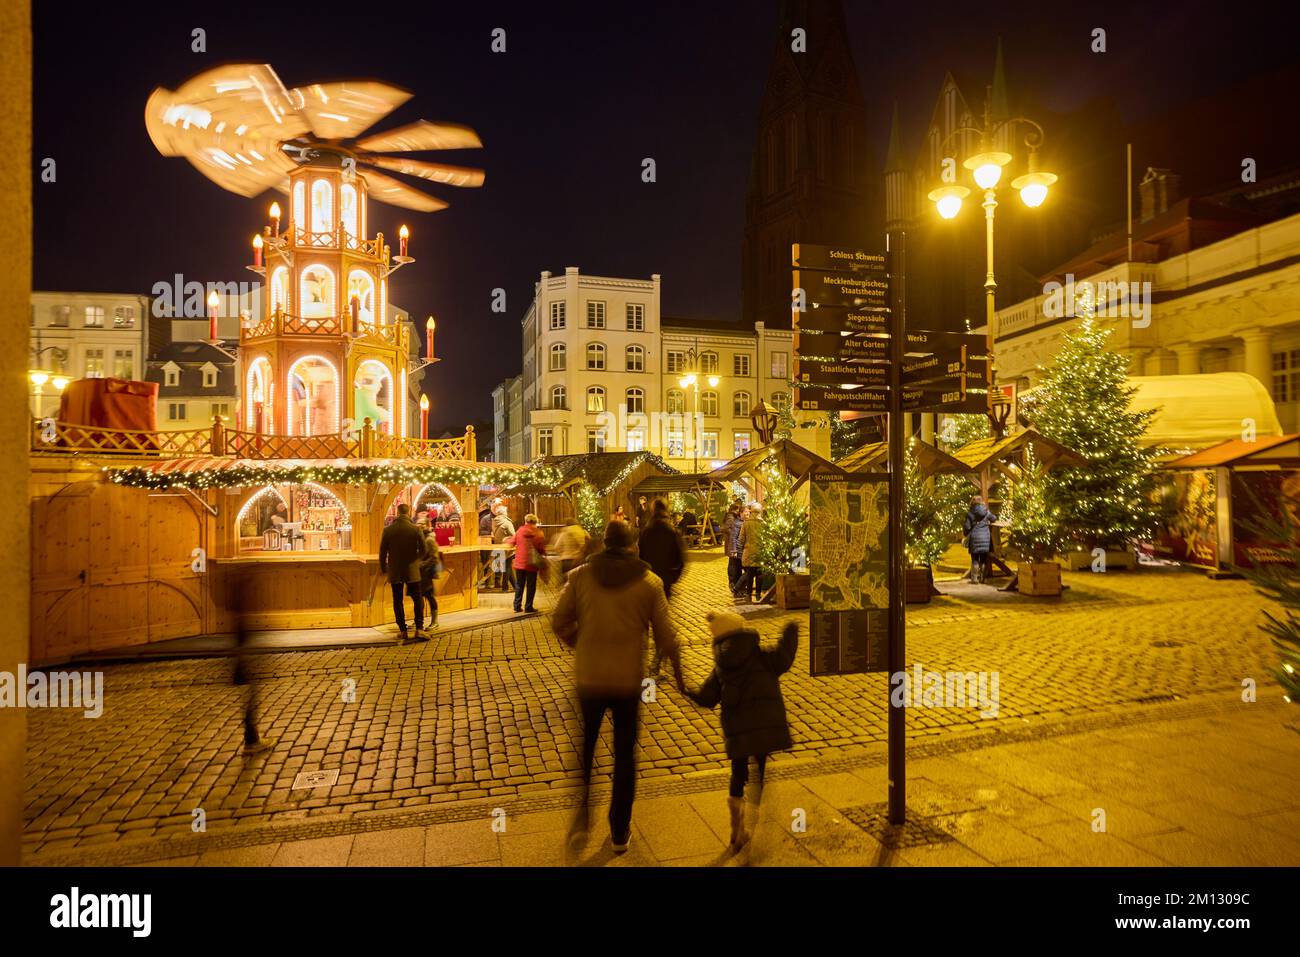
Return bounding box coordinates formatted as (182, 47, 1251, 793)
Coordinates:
(32, 417, 475, 462)
(242, 310, 404, 346)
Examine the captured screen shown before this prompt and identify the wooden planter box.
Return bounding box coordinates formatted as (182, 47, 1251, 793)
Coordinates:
(1018, 562, 1062, 596)
(774, 573, 810, 609)
(1063, 548, 1135, 572)
(906, 567, 932, 604)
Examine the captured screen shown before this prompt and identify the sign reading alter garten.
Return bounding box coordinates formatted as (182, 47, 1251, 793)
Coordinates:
(791, 243, 888, 274)
(795, 331, 889, 360)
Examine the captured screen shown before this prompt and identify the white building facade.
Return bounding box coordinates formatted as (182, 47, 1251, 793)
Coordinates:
(28, 291, 151, 417)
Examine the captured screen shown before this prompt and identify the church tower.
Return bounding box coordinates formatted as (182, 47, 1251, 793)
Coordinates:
(742, 0, 880, 329)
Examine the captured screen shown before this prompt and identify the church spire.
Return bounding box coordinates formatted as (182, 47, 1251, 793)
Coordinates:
(885, 101, 906, 173)
(991, 37, 1009, 119)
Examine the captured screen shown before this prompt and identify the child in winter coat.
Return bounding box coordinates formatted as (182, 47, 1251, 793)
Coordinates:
(684, 610, 798, 853)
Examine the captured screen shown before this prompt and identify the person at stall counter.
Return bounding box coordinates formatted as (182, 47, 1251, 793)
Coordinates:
(379, 503, 430, 642)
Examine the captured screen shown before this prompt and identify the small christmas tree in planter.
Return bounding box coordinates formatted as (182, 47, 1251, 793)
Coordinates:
(1003, 448, 1067, 596)
(903, 442, 968, 602)
(757, 465, 811, 608)
(575, 482, 604, 539)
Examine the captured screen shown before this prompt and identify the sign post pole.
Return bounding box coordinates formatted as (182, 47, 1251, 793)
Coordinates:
(886, 228, 907, 826)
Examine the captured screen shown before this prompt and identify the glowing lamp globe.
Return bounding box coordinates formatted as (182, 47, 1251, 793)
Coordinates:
(707, 375, 720, 388)
(964, 150, 1012, 189)
(928, 183, 970, 220)
(1012, 166, 1058, 208)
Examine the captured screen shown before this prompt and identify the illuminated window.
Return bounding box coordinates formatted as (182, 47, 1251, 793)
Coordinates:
(340, 184, 358, 243)
(627, 429, 645, 452)
(50, 305, 70, 327)
(113, 350, 133, 379)
(354, 359, 394, 434)
(211, 402, 231, 420)
(701, 391, 718, 417)
(287, 355, 341, 436)
(300, 265, 336, 319)
(310, 179, 333, 233)
(84, 306, 104, 328)
(587, 386, 606, 413)
(771, 351, 788, 378)
(347, 270, 376, 325)
(626, 344, 645, 372)
(701, 432, 718, 458)
(626, 387, 645, 414)
(113, 306, 136, 329)
(270, 267, 288, 314)
(734, 431, 752, 455)
(84, 349, 104, 378)
(293, 181, 306, 229)
(549, 343, 566, 371)
(666, 389, 684, 414)
(587, 343, 606, 370)
(772, 390, 790, 410)
(667, 430, 684, 457)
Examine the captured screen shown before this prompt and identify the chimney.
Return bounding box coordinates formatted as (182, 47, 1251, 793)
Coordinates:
(1139, 167, 1181, 222)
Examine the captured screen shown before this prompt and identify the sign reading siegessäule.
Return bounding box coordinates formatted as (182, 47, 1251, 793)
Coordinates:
(809, 470, 890, 675)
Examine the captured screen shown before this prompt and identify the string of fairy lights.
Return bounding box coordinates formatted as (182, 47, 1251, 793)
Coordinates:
(105, 461, 564, 492)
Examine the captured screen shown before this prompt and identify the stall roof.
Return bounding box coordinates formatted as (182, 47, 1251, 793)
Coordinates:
(706, 439, 841, 483)
(838, 438, 966, 476)
(949, 430, 1087, 473)
(630, 473, 716, 496)
(510, 451, 678, 496)
(1164, 434, 1300, 469)
(105, 456, 535, 490)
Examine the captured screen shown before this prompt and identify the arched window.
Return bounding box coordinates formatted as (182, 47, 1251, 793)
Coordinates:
(587, 343, 606, 370)
(666, 389, 684, 414)
(549, 343, 566, 371)
(269, 266, 288, 315)
(340, 184, 358, 244)
(586, 386, 606, 413)
(701, 391, 719, 417)
(286, 355, 340, 436)
(246, 357, 272, 432)
(550, 384, 567, 410)
(300, 265, 335, 319)
(625, 344, 644, 372)
(347, 270, 375, 325)
(772, 390, 790, 411)
(310, 179, 333, 233)
(626, 387, 644, 414)
(292, 181, 305, 231)
(354, 359, 393, 434)
(700, 351, 719, 374)
(734, 391, 752, 417)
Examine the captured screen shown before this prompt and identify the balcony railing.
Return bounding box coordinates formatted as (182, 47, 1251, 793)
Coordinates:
(242, 310, 405, 346)
(32, 417, 475, 462)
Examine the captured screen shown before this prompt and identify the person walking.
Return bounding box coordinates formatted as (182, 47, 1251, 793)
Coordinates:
(491, 504, 516, 593)
(419, 520, 443, 631)
(721, 502, 743, 592)
(733, 504, 763, 603)
(637, 500, 687, 678)
(379, 502, 428, 642)
(684, 612, 798, 856)
(551, 521, 682, 855)
(634, 494, 651, 531)
(552, 520, 590, 578)
(510, 513, 547, 614)
(963, 496, 995, 584)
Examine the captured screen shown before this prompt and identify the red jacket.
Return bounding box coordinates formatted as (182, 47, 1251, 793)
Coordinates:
(511, 523, 547, 571)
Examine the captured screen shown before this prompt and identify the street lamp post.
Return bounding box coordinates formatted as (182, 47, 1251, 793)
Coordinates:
(927, 88, 1057, 434)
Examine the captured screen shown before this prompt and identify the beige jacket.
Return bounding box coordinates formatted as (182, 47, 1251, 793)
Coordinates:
(551, 549, 678, 696)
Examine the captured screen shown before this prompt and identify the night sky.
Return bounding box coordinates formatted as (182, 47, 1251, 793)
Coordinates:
(33, 0, 1300, 430)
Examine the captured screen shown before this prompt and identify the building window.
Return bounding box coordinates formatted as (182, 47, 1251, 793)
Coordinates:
(734, 391, 752, 416)
(202, 367, 216, 388)
(550, 301, 566, 330)
(550, 384, 567, 409)
(626, 387, 645, 414)
(586, 301, 606, 329)
(771, 351, 788, 378)
(700, 351, 719, 375)
(772, 390, 790, 410)
(113, 306, 136, 329)
(587, 343, 606, 370)
(666, 350, 685, 374)
(627, 429, 645, 452)
(167, 402, 187, 421)
(537, 428, 554, 457)
(734, 354, 751, 377)
(85, 349, 105, 378)
(626, 344, 645, 372)
(701, 391, 719, 417)
(626, 303, 644, 331)
(549, 343, 566, 371)
(1273, 350, 1300, 402)
(667, 430, 684, 457)
(50, 305, 70, 327)
(84, 305, 104, 328)
(587, 386, 606, 413)
(702, 432, 718, 458)
(734, 431, 752, 455)
(666, 389, 685, 414)
(587, 428, 606, 453)
(211, 402, 231, 421)
(113, 349, 133, 379)
(164, 366, 179, 387)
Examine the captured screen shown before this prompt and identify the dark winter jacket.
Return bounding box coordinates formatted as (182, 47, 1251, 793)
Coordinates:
(419, 530, 442, 593)
(379, 516, 428, 584)
(637, 518, 686, 586)
(688, 625, 798, 759)
(963, 504, 994, 555)
(722, 512, 742, 558)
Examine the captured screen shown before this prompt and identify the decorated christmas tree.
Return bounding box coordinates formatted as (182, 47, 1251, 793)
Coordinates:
(575, 482, 604, 538)
(1002, 447, 1067, 562)
(1019, 316, 1158, 550)
(904, 442, 969, 567)
(938, 413, 992, 451)
(1236, 491, 1300, 704)
(756, 465, 809, 578)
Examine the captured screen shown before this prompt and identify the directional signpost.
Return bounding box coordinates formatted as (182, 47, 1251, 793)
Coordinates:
(792, 241, 997, 826)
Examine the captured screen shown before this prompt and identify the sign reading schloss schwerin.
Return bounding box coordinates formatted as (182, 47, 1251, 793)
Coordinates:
(808, 470, 890, 676)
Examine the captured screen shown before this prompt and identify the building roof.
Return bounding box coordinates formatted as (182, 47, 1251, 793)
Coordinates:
(1164, 434, 1300, 469)
(145, 341, 237, 398)
(533, 451, 679, 495)
(707, 438, 840, 483)
(948, 430, 1087, 474)
(838, 437, 965, 476)
(661, 316, 755, 335)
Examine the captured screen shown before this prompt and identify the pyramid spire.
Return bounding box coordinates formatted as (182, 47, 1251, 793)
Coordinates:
(885, 101, 906, 172)
(991, 37, 1009, 119)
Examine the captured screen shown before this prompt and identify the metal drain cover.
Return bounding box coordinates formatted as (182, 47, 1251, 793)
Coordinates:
(842, 803, 956, 848)
(291, 769, 340, 790)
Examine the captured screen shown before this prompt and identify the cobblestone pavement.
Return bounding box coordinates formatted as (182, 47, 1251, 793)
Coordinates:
(20, 550, 1292, 861)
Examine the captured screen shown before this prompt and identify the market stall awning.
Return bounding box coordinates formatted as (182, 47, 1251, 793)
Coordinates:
(630, 473, 716, 496)
(1124, 373, 1279, 450)
(706, 438, 841, 483)
(105, 456, 541, 491)
(837, 438, 966, 476)
(949, 430, 1087, 473)
(1163, 434, 1300, 469)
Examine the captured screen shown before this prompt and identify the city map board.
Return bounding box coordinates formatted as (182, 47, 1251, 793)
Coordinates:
(809, 469, 890, 675)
